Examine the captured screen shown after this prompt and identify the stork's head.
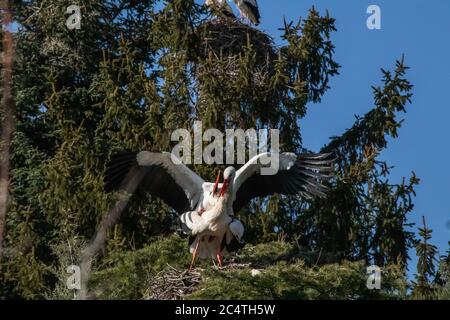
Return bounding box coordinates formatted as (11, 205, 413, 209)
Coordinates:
(223, 166, 236, 181)
(220, 166, 235, 197)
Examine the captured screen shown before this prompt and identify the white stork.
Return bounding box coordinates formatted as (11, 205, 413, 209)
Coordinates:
(206, 0, 261, 25)
(104, 151, 334, 269)
(233, 0, 261, 25)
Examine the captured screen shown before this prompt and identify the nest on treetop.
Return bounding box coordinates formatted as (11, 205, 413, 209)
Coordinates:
(198, 17, 277, 65)
(193, 18, 280, 127)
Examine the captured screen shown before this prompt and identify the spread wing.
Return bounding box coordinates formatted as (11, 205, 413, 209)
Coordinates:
(232, 152, 335, 212)
(104, 151, 205, 214)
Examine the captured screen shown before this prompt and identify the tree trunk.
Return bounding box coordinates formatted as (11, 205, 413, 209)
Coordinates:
(0, 0, 15, 272)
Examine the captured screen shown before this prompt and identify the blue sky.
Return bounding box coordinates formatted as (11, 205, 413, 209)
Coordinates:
(252, 0, 450, 268)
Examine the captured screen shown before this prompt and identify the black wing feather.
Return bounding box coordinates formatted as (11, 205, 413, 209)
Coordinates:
(104, 152, 192, 214)
(104, 152, 138, 193)
(233, 153, 335, 212)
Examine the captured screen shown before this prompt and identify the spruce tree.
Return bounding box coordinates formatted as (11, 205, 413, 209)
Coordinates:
(0, 1, 434, 299)
(412, 217, 438, 299)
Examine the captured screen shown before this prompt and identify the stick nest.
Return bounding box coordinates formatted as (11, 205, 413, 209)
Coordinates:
(194, 18, 279, 121)
(198, 18, 277, 66)
(143, 264, 202, 300)
(143, 261, 252, 300)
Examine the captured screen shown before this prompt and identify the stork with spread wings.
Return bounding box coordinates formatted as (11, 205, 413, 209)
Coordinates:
(105, 151, 335, 269)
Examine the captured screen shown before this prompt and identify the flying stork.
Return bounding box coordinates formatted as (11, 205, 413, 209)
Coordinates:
(104, 151, 334, 269)
(205, 0, 261, 25)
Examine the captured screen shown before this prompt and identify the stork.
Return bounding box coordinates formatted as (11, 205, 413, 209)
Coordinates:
(233, 0, 261, 25)
(205, 0, 261, 25)
(104, 151, 334, 269)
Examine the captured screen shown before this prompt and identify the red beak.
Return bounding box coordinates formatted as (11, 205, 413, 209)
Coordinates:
(219, 179, 229, 197)
(212, 170, 221, 197)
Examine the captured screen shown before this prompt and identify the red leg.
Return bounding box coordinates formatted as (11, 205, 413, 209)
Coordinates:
(216, 239, 223, 269)
(189, 239, 200, 271)
(216, 251, 223, 269)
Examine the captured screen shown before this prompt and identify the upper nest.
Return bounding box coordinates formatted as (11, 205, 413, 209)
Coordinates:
(198, 18, 277, 64)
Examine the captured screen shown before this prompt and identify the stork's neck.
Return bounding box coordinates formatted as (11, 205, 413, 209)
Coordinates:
(216, 183, 233, 212)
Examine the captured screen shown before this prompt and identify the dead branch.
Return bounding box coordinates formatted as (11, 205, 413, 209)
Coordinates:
(79, 168, 146, 299)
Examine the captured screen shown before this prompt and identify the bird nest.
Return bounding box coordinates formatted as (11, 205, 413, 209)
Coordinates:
(143, 261, 252, 300)
(198, 18, 277, 68)
(143, 265, 202, 300)
(194, 18, 279, 118)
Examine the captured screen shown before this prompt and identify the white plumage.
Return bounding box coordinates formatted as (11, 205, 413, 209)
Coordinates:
(229, 218, 244, 241)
